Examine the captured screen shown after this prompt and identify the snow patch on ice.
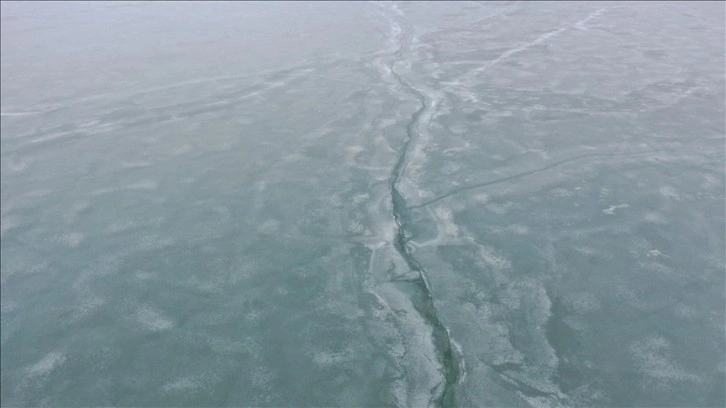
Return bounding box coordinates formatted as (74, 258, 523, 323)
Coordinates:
(55, 232, 85, 248)
(135, 305, 174, 332)
(602, 203, 629, 215)
(25, 351, 66, 377)
(659, 185, 681, 200)
(644, 212, 668, 224)
(126, 179, 158, 191)
(630, 335, 701, 386)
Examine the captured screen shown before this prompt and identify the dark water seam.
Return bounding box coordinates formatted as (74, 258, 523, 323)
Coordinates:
(386, 12, 462, 408)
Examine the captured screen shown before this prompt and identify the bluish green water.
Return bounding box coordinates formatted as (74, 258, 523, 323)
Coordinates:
(1, 2, 724, 407)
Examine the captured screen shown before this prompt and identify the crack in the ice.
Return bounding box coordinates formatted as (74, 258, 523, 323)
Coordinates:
(410, 151, 606, 209)
(384, 6, 463, 407)
(481, 360, 565, 403)
(409, 147, 716, 209)
(447, 7, 609, 88)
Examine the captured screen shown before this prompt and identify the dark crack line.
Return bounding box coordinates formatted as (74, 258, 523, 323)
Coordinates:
(385, 8, 462, 407)
(410, 152, 605, 209)
(409, 147, 719, 209)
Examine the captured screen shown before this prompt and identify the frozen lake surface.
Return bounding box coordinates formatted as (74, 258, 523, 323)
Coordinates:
(1, 1, 724, 406)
